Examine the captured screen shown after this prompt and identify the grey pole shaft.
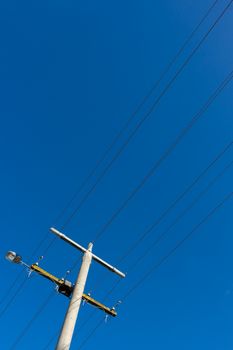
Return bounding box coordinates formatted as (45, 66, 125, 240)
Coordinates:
(56, 243, 93, 350)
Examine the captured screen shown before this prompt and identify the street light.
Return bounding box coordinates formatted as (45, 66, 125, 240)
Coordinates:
(5, 251, 22, 264)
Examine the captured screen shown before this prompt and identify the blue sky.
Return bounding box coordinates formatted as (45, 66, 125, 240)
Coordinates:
(0, 0, 233, 349)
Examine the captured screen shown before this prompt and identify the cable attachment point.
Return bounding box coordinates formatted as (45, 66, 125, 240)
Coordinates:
(35, 256, 44, 266)
(64, 270, 70, 280)
(112, 300, 122, 311)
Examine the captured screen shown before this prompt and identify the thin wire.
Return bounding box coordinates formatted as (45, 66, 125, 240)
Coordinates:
(9, 290, 55, 350)
(53, 0, 219, 226)
(92, 155, 233, 297)
(117, 140, 233, 263)
(75, 65, 233, 292)
(122, 191, 233, 301)
(61, 66, 233, 341)
(92, 68, 233, 243)
(62, 0, 231, 230)
(127, 159, 233, 273)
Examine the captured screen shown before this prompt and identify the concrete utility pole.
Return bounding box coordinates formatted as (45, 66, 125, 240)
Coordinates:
(50, 227, 125, 350)
(56, 242, 93, 350)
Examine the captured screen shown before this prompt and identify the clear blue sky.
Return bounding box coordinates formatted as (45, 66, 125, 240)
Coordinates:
(1, 0, 233, 349)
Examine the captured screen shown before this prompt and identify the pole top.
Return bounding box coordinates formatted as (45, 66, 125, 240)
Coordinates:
(87, 243, 93, 252)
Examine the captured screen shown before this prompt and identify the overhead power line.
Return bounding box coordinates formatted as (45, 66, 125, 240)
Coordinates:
(52, 0, 220, 226)
(92, 68, 233, 243)
(92, 155, 233, 297)
(117, 141, 233, 263)
(122, 191, 233, 300)
(127, 158, 233, 273)
(62, 0, 231, 230)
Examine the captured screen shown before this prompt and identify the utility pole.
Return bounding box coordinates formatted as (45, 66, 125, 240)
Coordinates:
(50, 227, 125, 350)
(5, 228, 125, 350)
(56, 242, 93, 350)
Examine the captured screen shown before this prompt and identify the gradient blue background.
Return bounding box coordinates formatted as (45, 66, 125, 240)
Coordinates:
(0, 0, 233, 349)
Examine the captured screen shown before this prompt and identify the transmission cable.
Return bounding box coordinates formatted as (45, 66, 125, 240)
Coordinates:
(70, 66, 233, 291)
(122, 190, 233, 301)
(91, 68, 233, 243)
(62, 0, 232, 230)
(53, 0, 219, 226)
(117, 141, 233, 264)
(128, 159, 233, 272)
(92, 156, 233, 297)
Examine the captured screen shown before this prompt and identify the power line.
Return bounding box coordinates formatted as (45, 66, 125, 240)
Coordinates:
(91, 153, 233, 300)
(62, 0, 231, 230)
(92, 68, 233, 243)
(127, 158, 233, 273)
(37, 65, 232, 348)
(51, 0, 219, 226)
(122, 191, 233, 301)
(117, 140, 233, 263)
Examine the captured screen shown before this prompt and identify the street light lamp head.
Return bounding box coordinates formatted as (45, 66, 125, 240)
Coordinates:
(5, 251, 22, 264)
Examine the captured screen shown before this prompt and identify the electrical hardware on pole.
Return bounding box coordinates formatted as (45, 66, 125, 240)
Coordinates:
(5, 227, 125, 350)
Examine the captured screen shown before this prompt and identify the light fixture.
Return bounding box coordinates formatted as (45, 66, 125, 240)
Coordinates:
(5, 251, 22, 264)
